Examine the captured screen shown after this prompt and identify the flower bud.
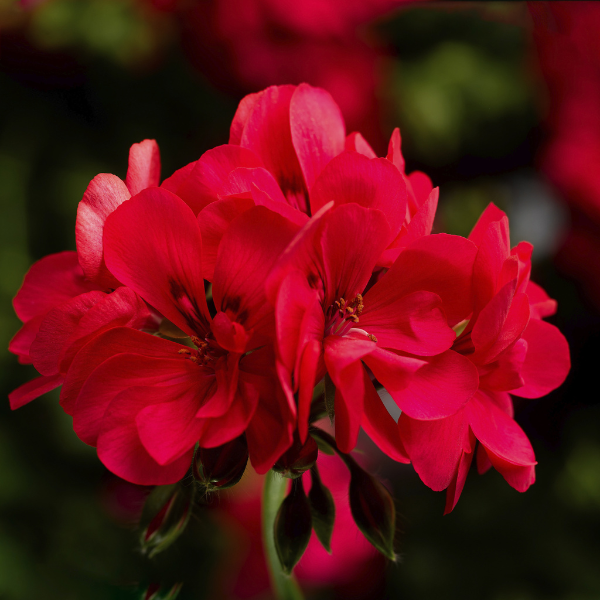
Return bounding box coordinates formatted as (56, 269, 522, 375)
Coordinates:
(193, 435, 248, 490)
(308, 466, 336, 553)
(142, 582, 183, 600)
(348, 465, 396, 561)
(140, 484, 193, 558)
(273, 433, 318, 479)
(274, 477, 313, 574)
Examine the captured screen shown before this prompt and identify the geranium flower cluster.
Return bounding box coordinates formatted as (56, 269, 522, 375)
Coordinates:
(10, 84, 570, 557)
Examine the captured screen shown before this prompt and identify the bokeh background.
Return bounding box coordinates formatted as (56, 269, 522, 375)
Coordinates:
(1, 1, 600, 598)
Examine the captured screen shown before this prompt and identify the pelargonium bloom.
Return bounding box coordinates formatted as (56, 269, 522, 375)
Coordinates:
(267, 201, 480, 458)
(63, 188, 300, 485)
(399, 204, 571, 513)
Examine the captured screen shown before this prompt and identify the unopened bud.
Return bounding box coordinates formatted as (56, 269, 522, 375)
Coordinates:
(273, 433, 318, 479)
(142, 582, 183, 600)
(193, 435, 248, 490)
(140, 484, 193, 558)
(274, 477, 312, 574)
(308, 466, 335, 553)
(348, 465, 396, 561)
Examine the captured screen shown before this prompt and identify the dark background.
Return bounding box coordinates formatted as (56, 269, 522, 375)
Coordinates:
(1, 2, 599, 598)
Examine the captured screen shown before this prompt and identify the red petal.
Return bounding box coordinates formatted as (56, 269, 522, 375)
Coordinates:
(240, 85, 309, 212)
(13, 251, 96, 322)
(250, 185, 310, 226)
(74, 353, 200, 446)
(479, 339, 527, 392)
(137, 381, 214, 465)
(444, 429, 476, 514)
(526, 280, 557, 319)
(511, 319, 570, 398)
(471, 288, 530, 365)
(310, 152, 406, 240)
(345, 132, 377, 158)
(370, 234, 477, 327)
(59, 287, 152, 373)
(468, 202, 507, 247)
(407, 172, 433, 211)
(196, 354, 239, 419)
(365, 348, 479, 420)
(230, 91, 263, 145)
(320, 204, 390, 309)
(125, 139, 161, 196)
(210, 312, 249, 354)
(97, 386, 193, 485)
(472, 218, 511, 311)
(61, 327, 183, 415)
(298, 340, 322, 442)
(466, 391, 536, 468)
(221, 166, 287, 204)
(324, 336, 376, 452)
(386, 128, 405, 173)
(290, 83, 345, 192)
(76, 174, 131, 288)
(9, 315, 44, 363)
(398, 410, 468, 491)
(176, 145, 263, 214)
(9, 373, 63, 410)
(196, 375, 260, 448)
(481, 451, 536, 492)
(213, 206, 301, 333)
(361, 290, 454, 355)
(103, 188, 210, 337)
(30, 290, 106, 376)
(274, 270, 324, 377)
(247, 384, 295, 474)
(198, 196, 255, 282)
(476, 443, 493, 474)
(361, 374, 409, 463)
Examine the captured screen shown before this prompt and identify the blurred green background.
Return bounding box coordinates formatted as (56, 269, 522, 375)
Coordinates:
(1, 1, 598, 599)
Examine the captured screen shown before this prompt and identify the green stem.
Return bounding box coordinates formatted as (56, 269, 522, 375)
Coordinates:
(262, 470, 305, 600)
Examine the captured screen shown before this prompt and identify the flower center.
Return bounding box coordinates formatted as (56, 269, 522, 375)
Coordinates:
(325, 294, 365, 337)
(178, 335, 226, 366)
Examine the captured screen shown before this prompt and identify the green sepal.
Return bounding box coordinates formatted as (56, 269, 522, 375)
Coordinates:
(348, 465, 396, 561)
(274, 477, 313, 574)
(308, 466, 335, 553)
(324, 373, 336, 425)
(140, 484, 194, 559)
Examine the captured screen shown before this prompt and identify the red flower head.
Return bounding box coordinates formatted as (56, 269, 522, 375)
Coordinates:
(399, 204, 571, 513)
(267, 200, 480, 459)
(63, 189, 300, 485)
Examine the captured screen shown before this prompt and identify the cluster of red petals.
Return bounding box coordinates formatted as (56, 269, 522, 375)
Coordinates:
(9, 83, 570, 508)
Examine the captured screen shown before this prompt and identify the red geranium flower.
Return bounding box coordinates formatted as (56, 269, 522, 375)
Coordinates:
(64, 188, 300, 485)
(399, 204, 571, 513)
(267, 201, 479, 458)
